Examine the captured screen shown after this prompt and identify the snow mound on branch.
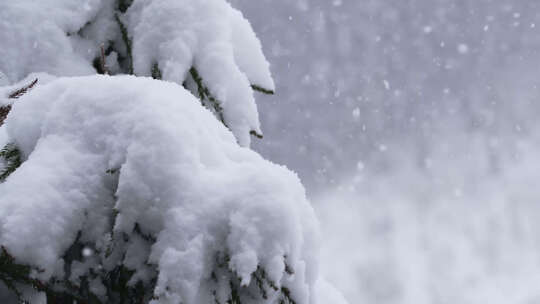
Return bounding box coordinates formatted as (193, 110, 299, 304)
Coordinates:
(0, 73, 59, 108)
(1, 0, 274, 147)
(0, 75, 318, 303)
(127, 0, 275, 146)
(0, 0, 107, 82)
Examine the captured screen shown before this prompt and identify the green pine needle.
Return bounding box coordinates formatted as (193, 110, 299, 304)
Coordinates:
(251, 85, 274, 95)
(0, 143, 22, 182)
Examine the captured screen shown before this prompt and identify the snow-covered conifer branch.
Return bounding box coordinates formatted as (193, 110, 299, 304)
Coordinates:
(115, 13, 134, 75)
(188, 67, 228, 127)
(0, 1, 340, 303)
(251, 85, 275, 95)
(0, 78, 38, 126)
(8, 78, 38, 99)
(0, 76, 320, 303)
(0, 144, 21, 182)
(0, 106, 10, 128)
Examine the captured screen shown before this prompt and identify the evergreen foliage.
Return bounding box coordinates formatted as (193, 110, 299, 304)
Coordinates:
(0, 1, 308, 303)
(188, 67, 227, 127)
(0, 144, 21, 183)
(114, 13, 134, 75)
(109, 0, 274, 137)
(0, 105, 11, 127)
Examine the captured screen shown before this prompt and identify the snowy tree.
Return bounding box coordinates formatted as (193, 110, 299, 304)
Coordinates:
(0, 1, 347, 303)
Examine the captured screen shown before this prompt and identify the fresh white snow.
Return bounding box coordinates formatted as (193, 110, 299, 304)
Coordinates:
(0, 75, 320, 303)
(0, 1, 357, 303)
(0, 0, 275, 147)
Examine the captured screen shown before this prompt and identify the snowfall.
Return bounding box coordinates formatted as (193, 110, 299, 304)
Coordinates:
(2, 0, 540, 304)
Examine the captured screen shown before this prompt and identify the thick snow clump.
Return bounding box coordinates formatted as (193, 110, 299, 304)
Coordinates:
(0, 0, 274, 147)
(0, 0, 108, 81)
(0, 75, 318, 304)
(127, 0, 275, 146)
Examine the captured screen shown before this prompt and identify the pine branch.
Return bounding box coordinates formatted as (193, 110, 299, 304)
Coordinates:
(0, 247, 80, 303)
(116, 0, 134, 13)
(151, 62, 162, 80)
(0, 224, 157, 303)
(189, 67, 227, 126)
(228, 280, 242, 304)
(250, 130, 263, 139)
(0, 143, 22, 182)
(188, 68, 267, 141)
(115, 14, 133, 75)
(251, 85, 274, 95)
(0, 105, 11, 127)
(0, 78, 38, 126)
(8, 78, 38, 99)
(0, 247, 33, 300)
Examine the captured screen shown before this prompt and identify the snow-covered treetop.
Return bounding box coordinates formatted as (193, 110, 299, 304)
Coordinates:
(0, 0, 275, 146)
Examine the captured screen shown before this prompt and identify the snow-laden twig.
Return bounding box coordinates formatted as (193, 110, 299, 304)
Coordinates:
(7, 78, 38, 99)
(0, 78, 38, 126)
(0, 76, 319, 304)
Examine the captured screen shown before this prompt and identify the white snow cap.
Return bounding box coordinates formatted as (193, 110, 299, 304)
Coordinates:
(0, 0, 274, 147)
(0, 75, 317, 304)
(127, 0, 275, 146)
(0, 0, 105, 81)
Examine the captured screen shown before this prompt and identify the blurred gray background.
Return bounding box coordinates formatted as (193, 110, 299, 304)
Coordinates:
(233, 1, 540, 303)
